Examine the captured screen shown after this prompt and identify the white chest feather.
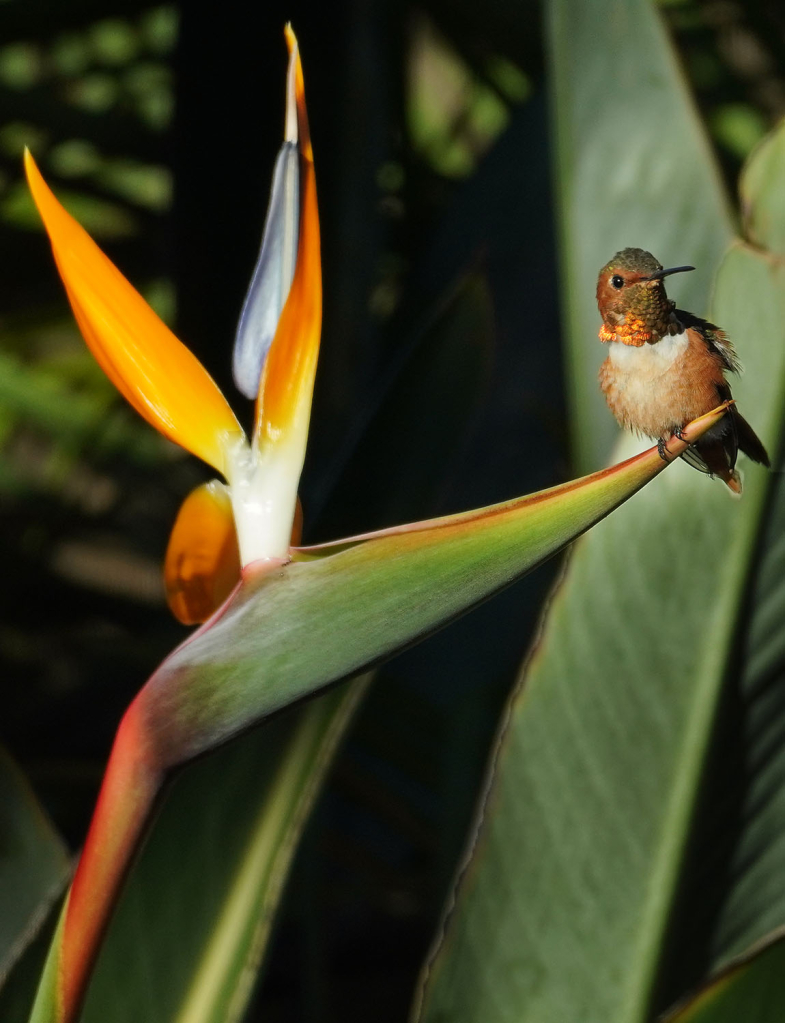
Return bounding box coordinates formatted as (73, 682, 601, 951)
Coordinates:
(600, 329, 718, 436)
(603, 330, 690, 428)
(607, 330, 689, 376)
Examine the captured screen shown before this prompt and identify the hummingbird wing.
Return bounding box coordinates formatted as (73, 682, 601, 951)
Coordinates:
(676, 310, 742, 373)
(680, 409, 739, 477)
(679, 446, 713, 475)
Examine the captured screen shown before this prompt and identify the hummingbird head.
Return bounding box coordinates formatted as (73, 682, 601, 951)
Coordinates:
(596, 247, 694, 346)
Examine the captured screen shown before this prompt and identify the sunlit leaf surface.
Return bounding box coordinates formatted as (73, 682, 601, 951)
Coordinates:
(414, 247, 785, 1021)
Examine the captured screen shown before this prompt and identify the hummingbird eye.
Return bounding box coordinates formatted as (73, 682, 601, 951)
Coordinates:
(611, 274, 624, 289)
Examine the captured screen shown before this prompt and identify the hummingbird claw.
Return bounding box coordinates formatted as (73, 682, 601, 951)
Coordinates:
(674, 425, 688, 442)
(657, 438, 672, 463)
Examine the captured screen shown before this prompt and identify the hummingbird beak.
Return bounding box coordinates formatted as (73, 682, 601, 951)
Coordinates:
(644, 265, 695, 282)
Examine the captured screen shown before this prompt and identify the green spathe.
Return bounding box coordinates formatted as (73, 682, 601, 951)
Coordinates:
(145, 430, 716, 765)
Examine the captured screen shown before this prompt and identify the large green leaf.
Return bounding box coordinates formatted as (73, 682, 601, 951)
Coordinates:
(548, 0, 735, 470)
(79, 679, 367, 1023)
(740, 121, 785, 257)
(414, 247, 785, 1020)
(0, 909, 61, 1023)
(0, 746, 69, 990)
(663, 938, 785, 1023)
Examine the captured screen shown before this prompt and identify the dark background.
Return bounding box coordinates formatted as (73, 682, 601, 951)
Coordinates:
(1, 1, 784, 1018)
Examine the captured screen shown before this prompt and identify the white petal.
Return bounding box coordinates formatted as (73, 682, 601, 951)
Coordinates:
(232, 141, 300, 399)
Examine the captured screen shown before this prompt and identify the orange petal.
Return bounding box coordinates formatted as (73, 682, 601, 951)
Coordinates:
(164, 481, 241, 625)
(254, 30, 321, 447)
(25, 151, 243, 476)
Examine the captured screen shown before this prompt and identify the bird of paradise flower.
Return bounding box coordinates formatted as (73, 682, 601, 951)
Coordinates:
(27, 25, 315, 628)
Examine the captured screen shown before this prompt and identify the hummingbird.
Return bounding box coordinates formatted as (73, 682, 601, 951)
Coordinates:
(596, 247, 769, 494)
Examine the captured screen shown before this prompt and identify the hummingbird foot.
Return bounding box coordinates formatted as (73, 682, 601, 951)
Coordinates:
(673, 425, 688, 442)
(657, 438, 673, 463)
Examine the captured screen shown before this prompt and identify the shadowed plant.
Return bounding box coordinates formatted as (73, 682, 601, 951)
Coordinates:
(3, 4, 785, 1023)
(13, 23, 733, 1023)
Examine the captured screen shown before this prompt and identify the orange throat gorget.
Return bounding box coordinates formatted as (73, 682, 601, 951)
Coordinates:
(599, 319, 652, 347)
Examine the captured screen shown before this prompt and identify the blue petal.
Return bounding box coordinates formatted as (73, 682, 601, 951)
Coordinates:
(233, 141, 300, 399)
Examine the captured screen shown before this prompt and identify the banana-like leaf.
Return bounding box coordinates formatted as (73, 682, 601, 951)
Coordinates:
(414, 194, 785, 1023)
(0, 746, 69, 990)
(80, 680, 367, 1023)
(662, 938, 785, 1023)
(740, 125, 785, 258)
(28, 411, 724, 1023)
(0, 912, 60, 1023)
(548, 0, 735, 470)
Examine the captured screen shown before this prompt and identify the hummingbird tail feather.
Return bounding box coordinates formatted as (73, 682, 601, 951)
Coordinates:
(733, 409, 770, 467)
(724, 469, 743, 496)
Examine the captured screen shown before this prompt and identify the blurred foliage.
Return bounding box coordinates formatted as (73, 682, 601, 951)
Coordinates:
(1, 0, 785, 1020)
